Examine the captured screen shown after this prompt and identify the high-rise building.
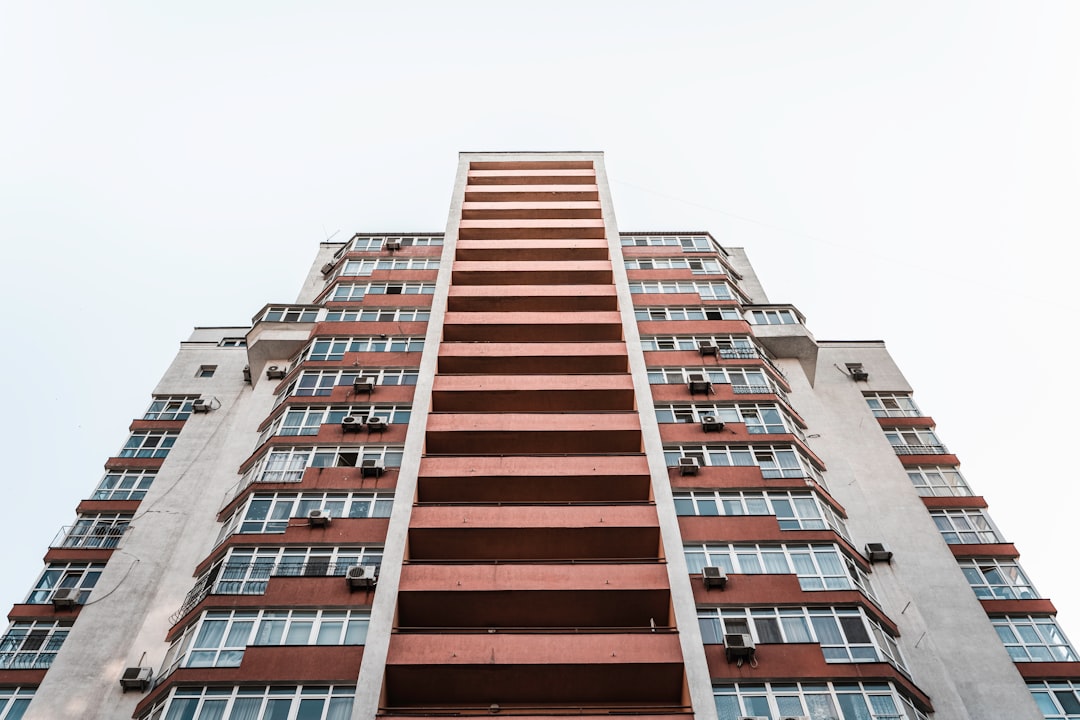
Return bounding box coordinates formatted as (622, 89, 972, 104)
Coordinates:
(2, 152, 1075, 720)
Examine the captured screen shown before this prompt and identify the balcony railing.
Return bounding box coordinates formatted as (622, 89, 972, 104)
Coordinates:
(0, 651, 59, 670)
(891, 444, 950, 455)
(50, 523, 128, 550)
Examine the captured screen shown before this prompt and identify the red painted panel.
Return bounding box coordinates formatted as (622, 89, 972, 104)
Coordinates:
(948, 543, 1020, 559)
(7, 603, 81, 621)
(128, 419, 185, 432)
(75, 499, 141, 515)
(980, 598, 1058, 614)
(448, 284, 617, 312)
(387, 632, 682, 667)
(1016, 661, 1080, 679)
(637, 320, 750, 336)
(398, 562, 671, 593)
(875, 416, 937, 428)
(220, 468, 398, 518)
(409, 504, 658, 531)
(920, 496, 989, 509)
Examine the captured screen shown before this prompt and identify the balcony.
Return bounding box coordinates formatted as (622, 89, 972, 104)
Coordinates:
(50, 522, 128, 550)
(891, 444, 950, 455)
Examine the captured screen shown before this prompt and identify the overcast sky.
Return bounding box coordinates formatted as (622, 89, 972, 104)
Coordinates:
(2, 2, 1078, 645)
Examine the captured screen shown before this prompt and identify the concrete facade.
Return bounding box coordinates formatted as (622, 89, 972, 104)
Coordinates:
(3, 152, 1074, 720)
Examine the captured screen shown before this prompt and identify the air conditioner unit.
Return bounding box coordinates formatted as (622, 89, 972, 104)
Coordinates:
(678, 457, 700, 475)
(701, 414, 724, 432)
(724, 633, 756, 662)
(699, 342, 720, 357)
(384, 238, 402, 250)
(191, 399, 211, 413)
(354, 376, 376, 393)
(702, 565, 728, 589)
(738, 717, 769, 720)
(341, 415, 365, 432)
(366, 416, 388, 432)
(320, 262, 336, 275)
(848, 364, 869, 381)
(688, 374, 712, 395)
(866, 542, 893, 563)
(308, 509, 332, 527)
(346, 564, 379, 589)
(51, 587, 79, 609)
(266, 365, 287, 380)
(780, 716, 811, 720)
(119, 666, 153, 693)
(360, 459, 385, 478)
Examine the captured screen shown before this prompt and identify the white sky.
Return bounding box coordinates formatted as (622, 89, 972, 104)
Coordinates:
(2, 1, 1078, 646)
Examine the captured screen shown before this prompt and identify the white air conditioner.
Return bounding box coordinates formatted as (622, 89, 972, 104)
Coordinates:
(341, 415, 365, 432)
(384, 238, 402, 250)
(354, 377, 376, 393)
(308, 509, 332, 527)
(866, 542, 893, 563)
(346, 564, 379, 589)
(51, 587, 79, 609)
(360, 459, 385, 478)
(366, 416, 388, 432)
(702, 565, 727, 589)
(192, 399, 211, 413)
(724, 633, 756, 661)
(266, 365, 287, 380)
(678, 457, 700, 475)
(119, 666, 153, 693)
(701, 414, 724, 432)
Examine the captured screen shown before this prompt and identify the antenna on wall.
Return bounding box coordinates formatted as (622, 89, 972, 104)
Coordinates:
(323, 227, 341, 242)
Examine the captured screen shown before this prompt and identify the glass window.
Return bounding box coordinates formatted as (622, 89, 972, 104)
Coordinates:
(118, 431, 178, 459)
(993, 616, 1078, 662)
(92, 470, 155, 500)
(25, 563, 104, 604)
(959, 559, 1039, 600)
(0, 621, 71, 670)
(140, 685, 355, 720)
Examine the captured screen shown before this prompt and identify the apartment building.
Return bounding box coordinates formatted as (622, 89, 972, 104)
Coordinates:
(1, 152, 1076, 720)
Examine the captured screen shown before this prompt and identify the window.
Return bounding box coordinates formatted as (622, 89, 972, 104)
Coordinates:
(243, 445, 404, 485)
(674, 490, 848, 540)
(620, 234, 718, 252)
(350, 234, 443, 251)
(629, 280, 736, 300)
(655, 403, 797, 435)
(144, 397, 197, 421)
(993, 616, 1078, 662)
(635, 306, 741, 321)
(141, 685, 355, 720)
(261, 306, 320, 323)
(25, 563, 104, 604)
(684, 543, 876, 601)
(208, 546, 383, 596)
(884, 427, 947, 454)
(327, 282, 435, 302)
(0, 688, 33, 719)
(56, 513, 131, 549)
(92, 469, 155, 500)
(197, 365, 216, 378)
(865, 393, 922, 418)
(748, 308, 798, 325)
(698, 606, 907, 674)
(324, 307, 430, 322)
(665, 444, 822, 482)
(338, 258, 439, 276)
(299, 336, 424, 362)
(713, 681, 928, 720)
(282, 369, 418, 399)
(160, 609, 370, 675)
(118, 430, 178, 458)
(625, 257, 724, 274)
(959, 559, 1039, 600)
(216, 492, 394, 544)
(906, 465, 972, 497)
(218, 337, 247, 347)
(259, 405, 411, 444)
(0, 621, 71, 670)
(642, 335, 755, 356)
(930, 508, 1002, 544)
(647, 367, 781, 397)
(1029, 680, 1080, 719)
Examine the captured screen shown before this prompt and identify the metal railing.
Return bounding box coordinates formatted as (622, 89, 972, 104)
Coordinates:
(891, 444, 950, 455)
(50, 523, 127, 549)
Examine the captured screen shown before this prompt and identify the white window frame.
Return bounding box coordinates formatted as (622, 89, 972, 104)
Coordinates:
(959, 559, 1039, 600)
(905, 465, 972, 497)
(349, 234, 443, 251)
(338, 257, 440, 277)
(994, 615, 1078, 662)
(642, 335, 755, 355)
(620, 234, 719, 253)
(666, 443, 823, 483)
(865, 393, 922, 418)
(1028, 680, 1080, 719)
(684, 542, 876, 602)
(930, 508, 1003, 544)
(625, 257, 724, 274)
(629, 280, 736, 300)
(299, 336, 424, 362)
(141, 684, 356, 720)
(259, 405, 411, 445)
(118, 430, 178, 459)
(0, 621, 71, 671)
(655, 402, 799, 436)
(260, 306, 320, 323)
(143, 396, 198, 421)
(327, 281, 436, 302)
(324, 307, 430, 322)
(92, 469, 155, 500)
(712, 680, 928, 720)
(208, 546, 383, 596)
(0, 687, 34, 719)
(884, 427, 947, 454)
(243, 445, 404, 486)
(747, 308, 799, 325)
(674, 489, 848, 540)
(635, 306, 741, 321)
(699, 605, 907, 674)
(55, 513, 131, 549)
(216, 491, 394, 544)
(25, 562, 105, 604)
